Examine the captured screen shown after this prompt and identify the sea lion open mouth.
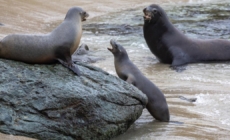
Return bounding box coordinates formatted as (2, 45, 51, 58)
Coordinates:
(107, 47, 113, 52)
(143, 11, 152, 21)
(108, 39, 116, 52)
(82, 12, 89, 21)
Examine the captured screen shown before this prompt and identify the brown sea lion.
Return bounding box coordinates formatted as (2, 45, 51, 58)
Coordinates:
(108, 39, 170, 122)
(0, 7, 89, 75)
(143, 4, 230, 68)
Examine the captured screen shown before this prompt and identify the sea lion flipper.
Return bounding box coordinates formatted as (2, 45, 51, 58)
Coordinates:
(126, 74, 136, 85)
(57, 58, 81, 76)
(68, 64, 81, 76)
(170, 58, 187, 72)
(170, 65, 186, 72)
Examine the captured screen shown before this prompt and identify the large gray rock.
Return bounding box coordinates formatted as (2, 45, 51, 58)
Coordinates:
(0, 59, 147, 140)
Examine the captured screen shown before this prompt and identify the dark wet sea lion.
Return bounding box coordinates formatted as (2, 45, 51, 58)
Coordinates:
(0, 7, 89, 75)
(143, 4, 230, 67)
(108, 39, 170, 122)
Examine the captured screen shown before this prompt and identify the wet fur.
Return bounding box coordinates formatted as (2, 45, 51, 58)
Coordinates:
(143, 4, 230, 67)
(109, 40, 170, 122)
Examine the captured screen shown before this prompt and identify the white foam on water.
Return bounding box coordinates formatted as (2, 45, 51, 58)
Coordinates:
(189, 0, 213, 3)
(128, 50, 135, 53)
(139, 43, 149, 50)
(195, 93, 230, 126)
(177, 75, 230, 85)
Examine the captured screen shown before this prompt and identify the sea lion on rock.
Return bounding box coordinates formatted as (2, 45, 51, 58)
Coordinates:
(143, 4, 230, 68)
(0, 7, 89, 76)
(108, 39, 170, 122)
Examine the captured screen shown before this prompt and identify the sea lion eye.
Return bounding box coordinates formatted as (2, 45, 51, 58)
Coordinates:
(153, 9, 157, 14)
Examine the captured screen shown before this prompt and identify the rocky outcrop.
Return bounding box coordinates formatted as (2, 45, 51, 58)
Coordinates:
(0, 59, 147, 140)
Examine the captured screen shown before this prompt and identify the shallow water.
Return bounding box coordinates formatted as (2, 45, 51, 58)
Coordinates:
(86, 2, 230, 140)
(1, 0, 230, 140)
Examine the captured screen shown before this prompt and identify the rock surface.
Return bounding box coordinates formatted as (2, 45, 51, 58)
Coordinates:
(0, 59, 147, 140)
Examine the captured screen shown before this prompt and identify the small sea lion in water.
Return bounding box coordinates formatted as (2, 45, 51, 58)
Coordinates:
(72, 44, 104, 63)
(108, 39, 170, 122)
(76, 44, 89, 55)
(179, 96, 197, 103)
(0, 7, 89, 75)
(143, 4, 230, 68)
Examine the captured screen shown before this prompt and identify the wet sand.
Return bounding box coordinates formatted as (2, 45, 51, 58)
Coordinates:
(1, 0, 230, 140)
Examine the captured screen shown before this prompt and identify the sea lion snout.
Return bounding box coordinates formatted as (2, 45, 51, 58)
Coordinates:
(82, 11, 89, 21)
(65, 7, 89, 22)
(143, 6, 154, 21)
(110, 39, 116, 47)
(108, 39, 117, 53)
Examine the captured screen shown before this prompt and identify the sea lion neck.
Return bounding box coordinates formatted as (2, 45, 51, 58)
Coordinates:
(115, 53, 129, 62)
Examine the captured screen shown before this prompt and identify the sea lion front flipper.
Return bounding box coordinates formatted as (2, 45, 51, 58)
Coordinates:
(55, 45, 81, 76)
(170, 64, 187, 72)
(57, 58, 81, 76)
(126, 74, 136, 86)
(170, 56, 187, 72)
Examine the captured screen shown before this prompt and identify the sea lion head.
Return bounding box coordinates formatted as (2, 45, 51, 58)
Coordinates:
(108, 39, 128, 58)
(65, 7, 89, 21)
(76, 44, 89, 55)
(143, 4, 163, 24)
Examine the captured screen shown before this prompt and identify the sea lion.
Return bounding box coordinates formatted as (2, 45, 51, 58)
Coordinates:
(72, 44, 104, 63)
(179, 96, 197, 103)
(76, 43, 89, 55)
(108, 39, 170, 122)
(143, 4, 230, 67)
(0, 7, 89, 76)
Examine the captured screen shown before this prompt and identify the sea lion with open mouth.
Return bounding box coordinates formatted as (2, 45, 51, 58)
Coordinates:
(143, 4, 230, 68)
(108, 39, 170, 122)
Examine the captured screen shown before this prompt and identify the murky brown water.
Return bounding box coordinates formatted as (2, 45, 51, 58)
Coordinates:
(1, 0, 230, 140)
